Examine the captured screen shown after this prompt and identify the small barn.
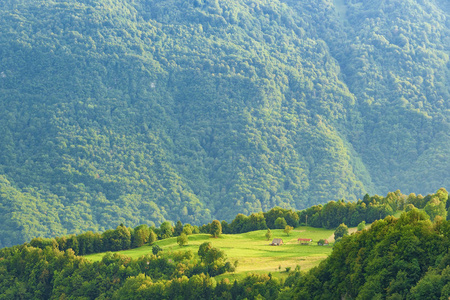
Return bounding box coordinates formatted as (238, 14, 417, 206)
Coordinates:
(271, 238, 283, 246)
(298, 238, 313, 245)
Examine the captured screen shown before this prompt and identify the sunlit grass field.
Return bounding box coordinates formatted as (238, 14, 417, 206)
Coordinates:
(85, 226, 335, 277)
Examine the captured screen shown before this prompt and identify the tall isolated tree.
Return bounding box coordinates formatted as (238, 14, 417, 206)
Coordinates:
(177, 233, 188, 247)
(284, 225, 293, 236)
(210, 220, 222, 238)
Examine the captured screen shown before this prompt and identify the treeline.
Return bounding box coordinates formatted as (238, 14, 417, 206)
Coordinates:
(279, 209, 450, 299)
(0, 244, 238, 299)
(25, 188, 447, 259)
(4, 208, 450, 299)
(299, 188, 449, 229)
(201, 188, 448, 233)
(28, 221, 200, 256)
(0, 189, 448, 299)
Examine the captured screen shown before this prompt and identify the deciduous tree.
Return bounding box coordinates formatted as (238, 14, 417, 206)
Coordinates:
(284, 225, 293, 236)
(152, 245, 162, 255)
(210, 220, 222, 238)
(177, 233, 188, 247)
(357, 221, 366, 231)
(149, 230, 157, 245)
(198, 242, 212, 261)
(160, 221, 174, 239)
(274, 217, 287, 229)
(334, 223, 348, 241)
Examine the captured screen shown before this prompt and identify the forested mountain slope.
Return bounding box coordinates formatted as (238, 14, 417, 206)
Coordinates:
(283, 209, 450, 299)
(0, 0, 448, 247)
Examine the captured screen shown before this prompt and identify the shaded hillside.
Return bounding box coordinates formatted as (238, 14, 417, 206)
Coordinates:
(283, 209, 450, 299)
(0, 0, 448, 246)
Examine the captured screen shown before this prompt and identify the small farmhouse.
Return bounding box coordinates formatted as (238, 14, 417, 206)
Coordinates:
(298, 238, 313, 245)
(271, 238, 283, 246)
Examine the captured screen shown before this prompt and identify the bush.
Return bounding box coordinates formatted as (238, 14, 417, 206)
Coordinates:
(152, 245, 162, 255)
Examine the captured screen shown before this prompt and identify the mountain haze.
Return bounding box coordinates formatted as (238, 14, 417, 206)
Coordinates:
(0, 0, 448, 247)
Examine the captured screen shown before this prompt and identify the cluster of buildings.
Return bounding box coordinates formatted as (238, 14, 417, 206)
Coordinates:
(270, 238, 329, 246)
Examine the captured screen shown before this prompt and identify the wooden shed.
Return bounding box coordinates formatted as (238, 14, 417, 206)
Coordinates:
(271, 238, 283, 246)
(298, 238, 313, 245)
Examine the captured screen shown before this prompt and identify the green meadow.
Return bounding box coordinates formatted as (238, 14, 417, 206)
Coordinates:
(85, 227, 335, 278)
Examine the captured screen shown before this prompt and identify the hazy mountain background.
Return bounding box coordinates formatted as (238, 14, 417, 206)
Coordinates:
(0, 0, 448, 247)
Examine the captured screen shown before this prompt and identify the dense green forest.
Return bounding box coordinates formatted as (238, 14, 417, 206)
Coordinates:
(0, 190, 449, 299)
(24, 188, 449, 257)
(0, 0, 449, 247)
(282, 210, 450, 299)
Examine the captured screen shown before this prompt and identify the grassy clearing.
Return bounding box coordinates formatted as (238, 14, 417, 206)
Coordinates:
(85, 226, 335, 277)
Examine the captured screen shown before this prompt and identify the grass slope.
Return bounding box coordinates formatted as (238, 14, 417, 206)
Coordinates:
(85, 227, 335, 278)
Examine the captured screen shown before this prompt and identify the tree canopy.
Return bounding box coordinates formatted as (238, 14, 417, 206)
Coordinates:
(0, 0, 448, 247)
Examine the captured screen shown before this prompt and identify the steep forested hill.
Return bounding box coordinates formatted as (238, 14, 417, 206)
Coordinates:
(0, 0, 448, 247)
(282, 209, 450, 299)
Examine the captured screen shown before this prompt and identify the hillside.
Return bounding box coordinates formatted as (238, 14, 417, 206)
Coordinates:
(84, 228, 335, 277)
(2, 210, 450, 299)
(281, 209, 450, 299)
(0, 0, 449, 247)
